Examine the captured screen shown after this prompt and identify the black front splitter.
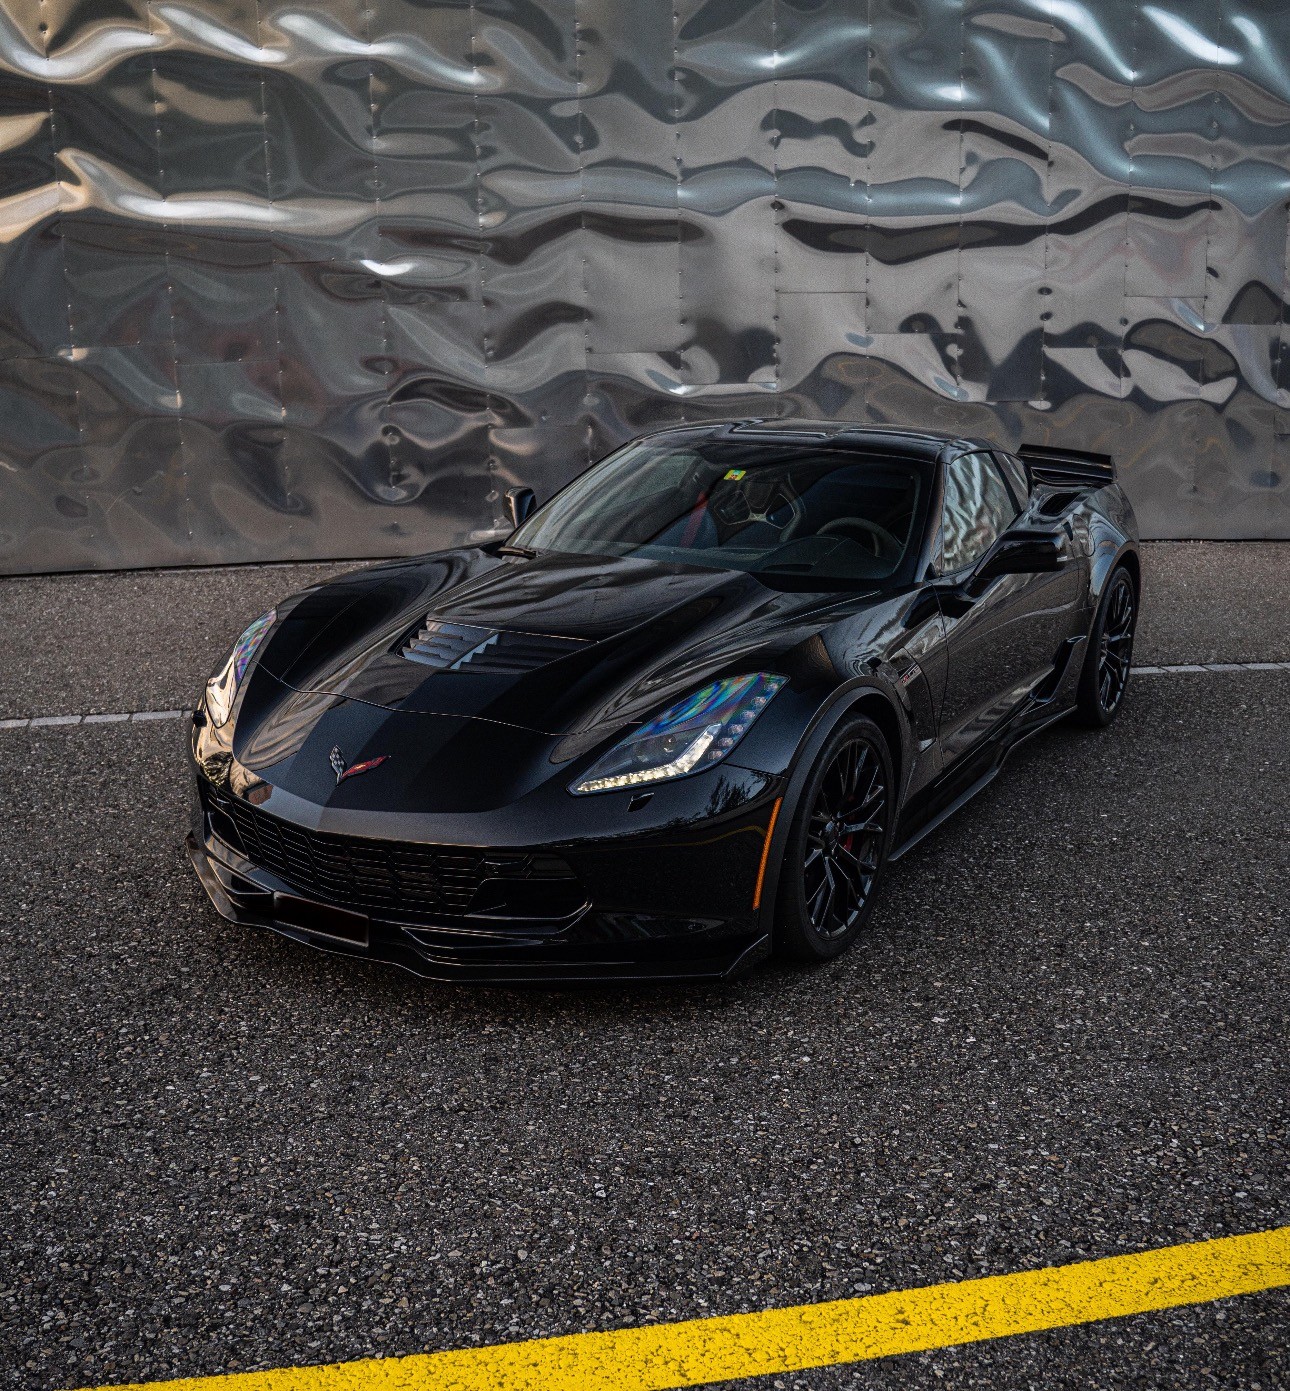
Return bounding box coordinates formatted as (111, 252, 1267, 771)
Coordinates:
(187, 834, 771, 986)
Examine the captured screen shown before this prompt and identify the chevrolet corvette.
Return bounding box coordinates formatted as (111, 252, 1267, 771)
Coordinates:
(188, 420, 1139, 982)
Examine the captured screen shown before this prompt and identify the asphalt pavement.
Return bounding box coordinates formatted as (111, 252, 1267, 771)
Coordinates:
(0, 542, 1287, 1389)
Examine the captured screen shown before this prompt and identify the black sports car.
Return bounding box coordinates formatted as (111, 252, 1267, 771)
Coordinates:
(189, 420, 1139, 983)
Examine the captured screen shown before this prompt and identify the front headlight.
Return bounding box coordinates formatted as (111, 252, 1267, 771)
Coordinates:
(571, 673, 786, 794)
(204, 609, 276, 727)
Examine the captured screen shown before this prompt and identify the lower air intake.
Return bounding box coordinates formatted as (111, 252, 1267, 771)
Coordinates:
(209, 792, 583, 922)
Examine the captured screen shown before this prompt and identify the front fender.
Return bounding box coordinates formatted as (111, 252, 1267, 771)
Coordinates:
(743, 677, 911, 939)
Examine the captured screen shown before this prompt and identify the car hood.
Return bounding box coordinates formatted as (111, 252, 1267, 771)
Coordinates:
(254, 548, 867, 737)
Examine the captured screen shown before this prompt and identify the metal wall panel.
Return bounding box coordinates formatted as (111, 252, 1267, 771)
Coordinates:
(1, 0, 1288, 571)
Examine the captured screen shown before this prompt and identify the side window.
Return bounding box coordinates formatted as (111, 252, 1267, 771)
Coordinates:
(994, 451, 1030, 510)
(940, 452, 1021, 573)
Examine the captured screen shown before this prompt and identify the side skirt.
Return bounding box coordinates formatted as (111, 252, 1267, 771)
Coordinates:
(889, 693, 1077, 863)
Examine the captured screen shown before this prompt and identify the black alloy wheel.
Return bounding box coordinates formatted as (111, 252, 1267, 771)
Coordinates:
(1098, 576, 1135, 709)
(1075, 566, 1137, 726)
(777, 715, 894, 962)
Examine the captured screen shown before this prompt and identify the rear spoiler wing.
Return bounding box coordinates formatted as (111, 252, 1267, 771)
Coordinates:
(1018, 444, 1116, 488)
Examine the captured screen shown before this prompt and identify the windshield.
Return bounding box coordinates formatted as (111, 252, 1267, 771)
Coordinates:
(511, 436, 927, 588)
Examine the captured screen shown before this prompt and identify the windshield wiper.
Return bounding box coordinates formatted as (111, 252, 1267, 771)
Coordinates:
(497, 544, 539, 558)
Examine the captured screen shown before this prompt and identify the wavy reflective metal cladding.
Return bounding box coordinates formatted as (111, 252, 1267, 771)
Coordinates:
(1, 0, 1288, 572)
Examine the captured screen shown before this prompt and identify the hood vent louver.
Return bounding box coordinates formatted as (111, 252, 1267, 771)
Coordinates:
(401, 618, 589, 674)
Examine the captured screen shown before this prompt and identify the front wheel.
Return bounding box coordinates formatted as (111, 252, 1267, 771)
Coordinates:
(776, 715, 894, 963)
(1074, 565, 1137, 727)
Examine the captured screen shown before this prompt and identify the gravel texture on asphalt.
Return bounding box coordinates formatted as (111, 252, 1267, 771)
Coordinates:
(0, 668, 1286, 1390)
(0, 563, 359, 720)
(1, 542, 1287, 720)
(1130, 542, 1290, 667)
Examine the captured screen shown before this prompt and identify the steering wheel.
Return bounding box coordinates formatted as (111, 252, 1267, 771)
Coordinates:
(711, 486, 807, 539)
(774, 492, 809, 539)
(817, 516, 903, 560)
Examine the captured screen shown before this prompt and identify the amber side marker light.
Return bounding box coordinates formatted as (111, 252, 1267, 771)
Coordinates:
(752, 797, 783, 911)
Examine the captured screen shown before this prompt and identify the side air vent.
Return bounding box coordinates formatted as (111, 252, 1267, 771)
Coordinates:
(401, 618, 588, 673)
(1019, 444, 1116, 489)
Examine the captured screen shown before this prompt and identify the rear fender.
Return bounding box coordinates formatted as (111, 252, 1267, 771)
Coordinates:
(1089, 531, 1140, 612)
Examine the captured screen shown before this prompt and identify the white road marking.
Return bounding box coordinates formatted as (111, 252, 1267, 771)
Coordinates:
(0, 709, 189, 730)
(1121, 662, 1290, 675)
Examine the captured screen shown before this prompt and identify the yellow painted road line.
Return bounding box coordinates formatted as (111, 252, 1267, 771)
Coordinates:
(77, 1226, 1290, 1391)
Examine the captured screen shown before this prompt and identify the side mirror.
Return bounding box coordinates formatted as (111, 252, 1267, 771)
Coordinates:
(975, 530, 1065, 582)
(505, 486, 536, 530)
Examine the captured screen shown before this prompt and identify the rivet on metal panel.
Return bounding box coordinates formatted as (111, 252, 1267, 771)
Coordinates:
(573, 0, 592, 466)
(40, 0, 89, 538)
(252, 0, 290, 550)
(770, 0, 781, 413)
(672, 0, 685, 421)
(1037, 2, 1057, 410)
(7, 0, 1290, 568)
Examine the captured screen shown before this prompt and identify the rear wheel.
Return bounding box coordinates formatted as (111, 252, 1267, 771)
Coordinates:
(776, 716, 894, 963)
(1074, 566, 1137, 726)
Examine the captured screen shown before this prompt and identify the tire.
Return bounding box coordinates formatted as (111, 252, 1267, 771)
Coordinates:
(1074, 565, 1137, 727)
(776, 715, 895, 963)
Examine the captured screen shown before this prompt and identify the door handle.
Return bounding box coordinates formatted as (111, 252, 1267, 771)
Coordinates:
(905, 583, 973, 627)
(937, 585, 977, 618)
(904, 589, 941, 628)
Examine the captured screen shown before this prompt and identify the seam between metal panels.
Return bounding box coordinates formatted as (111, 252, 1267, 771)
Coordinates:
(467, 0, 496, 528)
(8, 0, 1290, 568)
(672, 0, 685, 422)
(770, 0, 781, 412)
(1199, 98, 1219, 339)
(1272, 116, 1290, 516)
(254, 0, 291, 552)
(1276, 199, 1290, 454)
(144, 0, 187, 548)
(37, 0, 72, 355)
(952, 0, 967, 398)
(1037, 0, 1056, 409)
(1198, 7, 1223, 339)
(38, 0, 87, 540)
(861, 0, 873, 402)
(361, 0, 396, 508)
(1192, 12, 1222, 538)
(1118, 1, 1139, 404)
(576, 0, 590, 467)
(574, 0, 590, 469)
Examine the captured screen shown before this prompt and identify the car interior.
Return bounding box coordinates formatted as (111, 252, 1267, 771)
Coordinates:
(535, 445, 926, 585)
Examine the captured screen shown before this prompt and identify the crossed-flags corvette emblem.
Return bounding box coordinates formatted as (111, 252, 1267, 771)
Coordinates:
(329, 746, 389, 785)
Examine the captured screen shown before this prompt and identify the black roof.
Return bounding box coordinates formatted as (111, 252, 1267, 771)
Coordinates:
(643, 418, 991, 460)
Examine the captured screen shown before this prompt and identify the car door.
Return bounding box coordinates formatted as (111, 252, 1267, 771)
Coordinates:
(935, 451, 1083, 767)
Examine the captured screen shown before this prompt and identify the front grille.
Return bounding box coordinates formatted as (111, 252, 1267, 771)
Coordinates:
(210, 793, 579, 922)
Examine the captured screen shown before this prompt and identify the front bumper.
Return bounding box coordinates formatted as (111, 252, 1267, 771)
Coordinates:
(188, 768, 780, 984)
